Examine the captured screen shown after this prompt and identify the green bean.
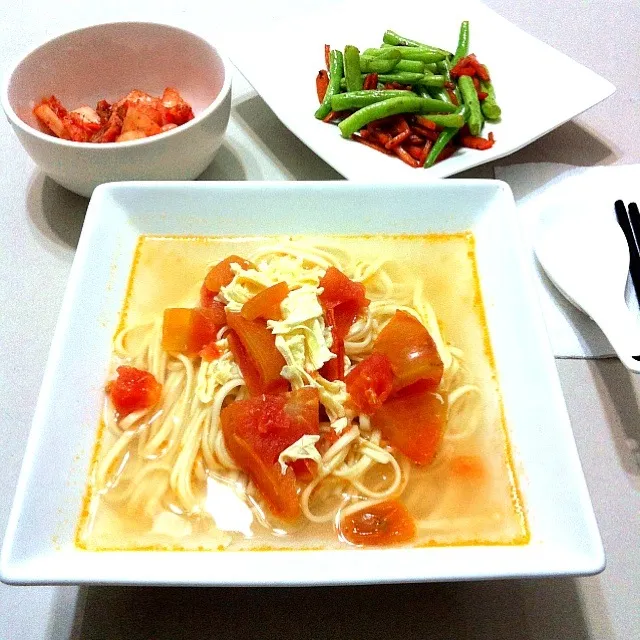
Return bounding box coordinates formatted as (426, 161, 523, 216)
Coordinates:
(371, 50, 435, 72)
(360, 56, 399, 73)
(368, 72, 446, 88)
(338, 96, 453, 138)
(376, 72, 426, 84)
(364, 46, 446, 63)
(426, 85, 452, 104)
(451, 21, 470, 66)
(423, 106, 466, 168)
(344, 45, 363, 92)
(479, 79, 501, 120)
(331, 90, 414, 111)
(315, 49, 344, 120)
(424, 128, 458, 168)
(415, 86, 432, 99)
(382, 30, 452, 57)
(416, 113, 465, 128)
(395, 59, 425, 73)
(362, 47, 400, 59)
(413, 74, 447, 88)
(458, 75, 483, 135)
(437, 58, 460, 103)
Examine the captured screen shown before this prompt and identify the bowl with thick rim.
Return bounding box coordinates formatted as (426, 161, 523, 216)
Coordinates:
(2, 22, 232, 197)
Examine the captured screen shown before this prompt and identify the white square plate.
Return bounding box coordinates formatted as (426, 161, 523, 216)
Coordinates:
(225, 0, 615, 180)
(1, 181, 603, 585)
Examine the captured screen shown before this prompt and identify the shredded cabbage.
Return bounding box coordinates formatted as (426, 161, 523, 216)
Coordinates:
(278, 435, 322, 474)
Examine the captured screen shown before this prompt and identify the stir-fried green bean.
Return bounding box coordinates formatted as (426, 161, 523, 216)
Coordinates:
(360, 56, 399, 73)
(417, 113, 465, 128)
(424, 128, 457, 168)
(423, 106, 467, 168)
(316, 22, 499, 169)
(364, 46, 446, 63)
(458, 75, 483, 135)
(437, 58, 460, 103)
(344, 45, 363, 92)
(315, 50, 344, 120)
(479, 79, 501, 120)
(338, 96, 455, 138)
(382, 30, 452, 57)
(451, 21, 469, 65)
(372, 73, 445, 87)
(331, 90, 414, 111)
(395, 59, 426, 73)
(426, 85, 452, 104)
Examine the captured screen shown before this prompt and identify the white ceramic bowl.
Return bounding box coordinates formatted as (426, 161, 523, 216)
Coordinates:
(0, 181, 603, 586)
(1, 22, 232, 197)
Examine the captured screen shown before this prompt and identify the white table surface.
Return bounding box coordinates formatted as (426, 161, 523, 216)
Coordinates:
(1, 1, 638, 639)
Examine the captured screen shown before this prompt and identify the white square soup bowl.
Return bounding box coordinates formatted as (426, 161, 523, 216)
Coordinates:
(0, 180, 604, 585)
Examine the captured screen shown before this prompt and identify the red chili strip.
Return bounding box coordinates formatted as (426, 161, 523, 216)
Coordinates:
(405, 145, 424, 160)
(316, 70, 329, 103)
(393, 145, 420, 167)
(414, 116, 437, 130)
(363, 73, 378, 90)
(367, 123, 392, 146)
(351, 134, 395, 155)
(419, 139, 434, 166)
(411, 125, 440, 142)
(435, 143, 457, 163)
(459, 131, 495, 150)
(322, 110, 351, 123)
(325, 44, 330, 71)
(385, 129, 412, 149)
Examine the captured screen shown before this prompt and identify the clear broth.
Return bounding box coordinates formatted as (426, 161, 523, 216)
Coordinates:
(76, 234, 529, 551)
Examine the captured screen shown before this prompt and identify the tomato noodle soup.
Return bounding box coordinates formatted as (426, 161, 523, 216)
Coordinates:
(76, 234, 528, 551)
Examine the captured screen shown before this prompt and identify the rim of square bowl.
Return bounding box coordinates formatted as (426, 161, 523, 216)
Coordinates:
(0, 21, 232, 149)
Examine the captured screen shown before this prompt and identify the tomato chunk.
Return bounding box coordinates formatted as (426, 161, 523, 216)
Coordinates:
(373, 310, 443, 391)
(203, 255, 255, 295)
(220, 388, 320, 520)
(198, 293, 227, 326)
(371, 382, 446, 465)
(319, 267, 369, 331)
(200, 342, 221, 362)
(226, 312, 288, 395)
(339, 500, 416, 546)
(241, 282, 289, 321)
(108, 366, 162, 417)
(319, 268, 370, 382)
(319, 267, 368, 311)
(345, 353, 394, 415)
(162, 308, 224, 356)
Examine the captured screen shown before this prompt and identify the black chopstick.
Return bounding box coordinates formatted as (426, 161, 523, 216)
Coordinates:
(614, 200, 640, 361)
(614, 200, 640, 305)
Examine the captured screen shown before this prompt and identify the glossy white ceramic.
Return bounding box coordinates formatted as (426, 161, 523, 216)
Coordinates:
(534, 200, 640, 372)
(226, 0, 615, 180)
(2, 23, 232, 197)
(0, 181, 603, 585)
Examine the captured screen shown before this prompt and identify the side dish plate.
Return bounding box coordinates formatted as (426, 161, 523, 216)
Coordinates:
(225, 0, 615, 180)
(1, 180, 603, 585)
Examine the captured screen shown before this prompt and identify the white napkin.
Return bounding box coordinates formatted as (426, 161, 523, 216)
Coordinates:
(494, 163, 640, 358)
